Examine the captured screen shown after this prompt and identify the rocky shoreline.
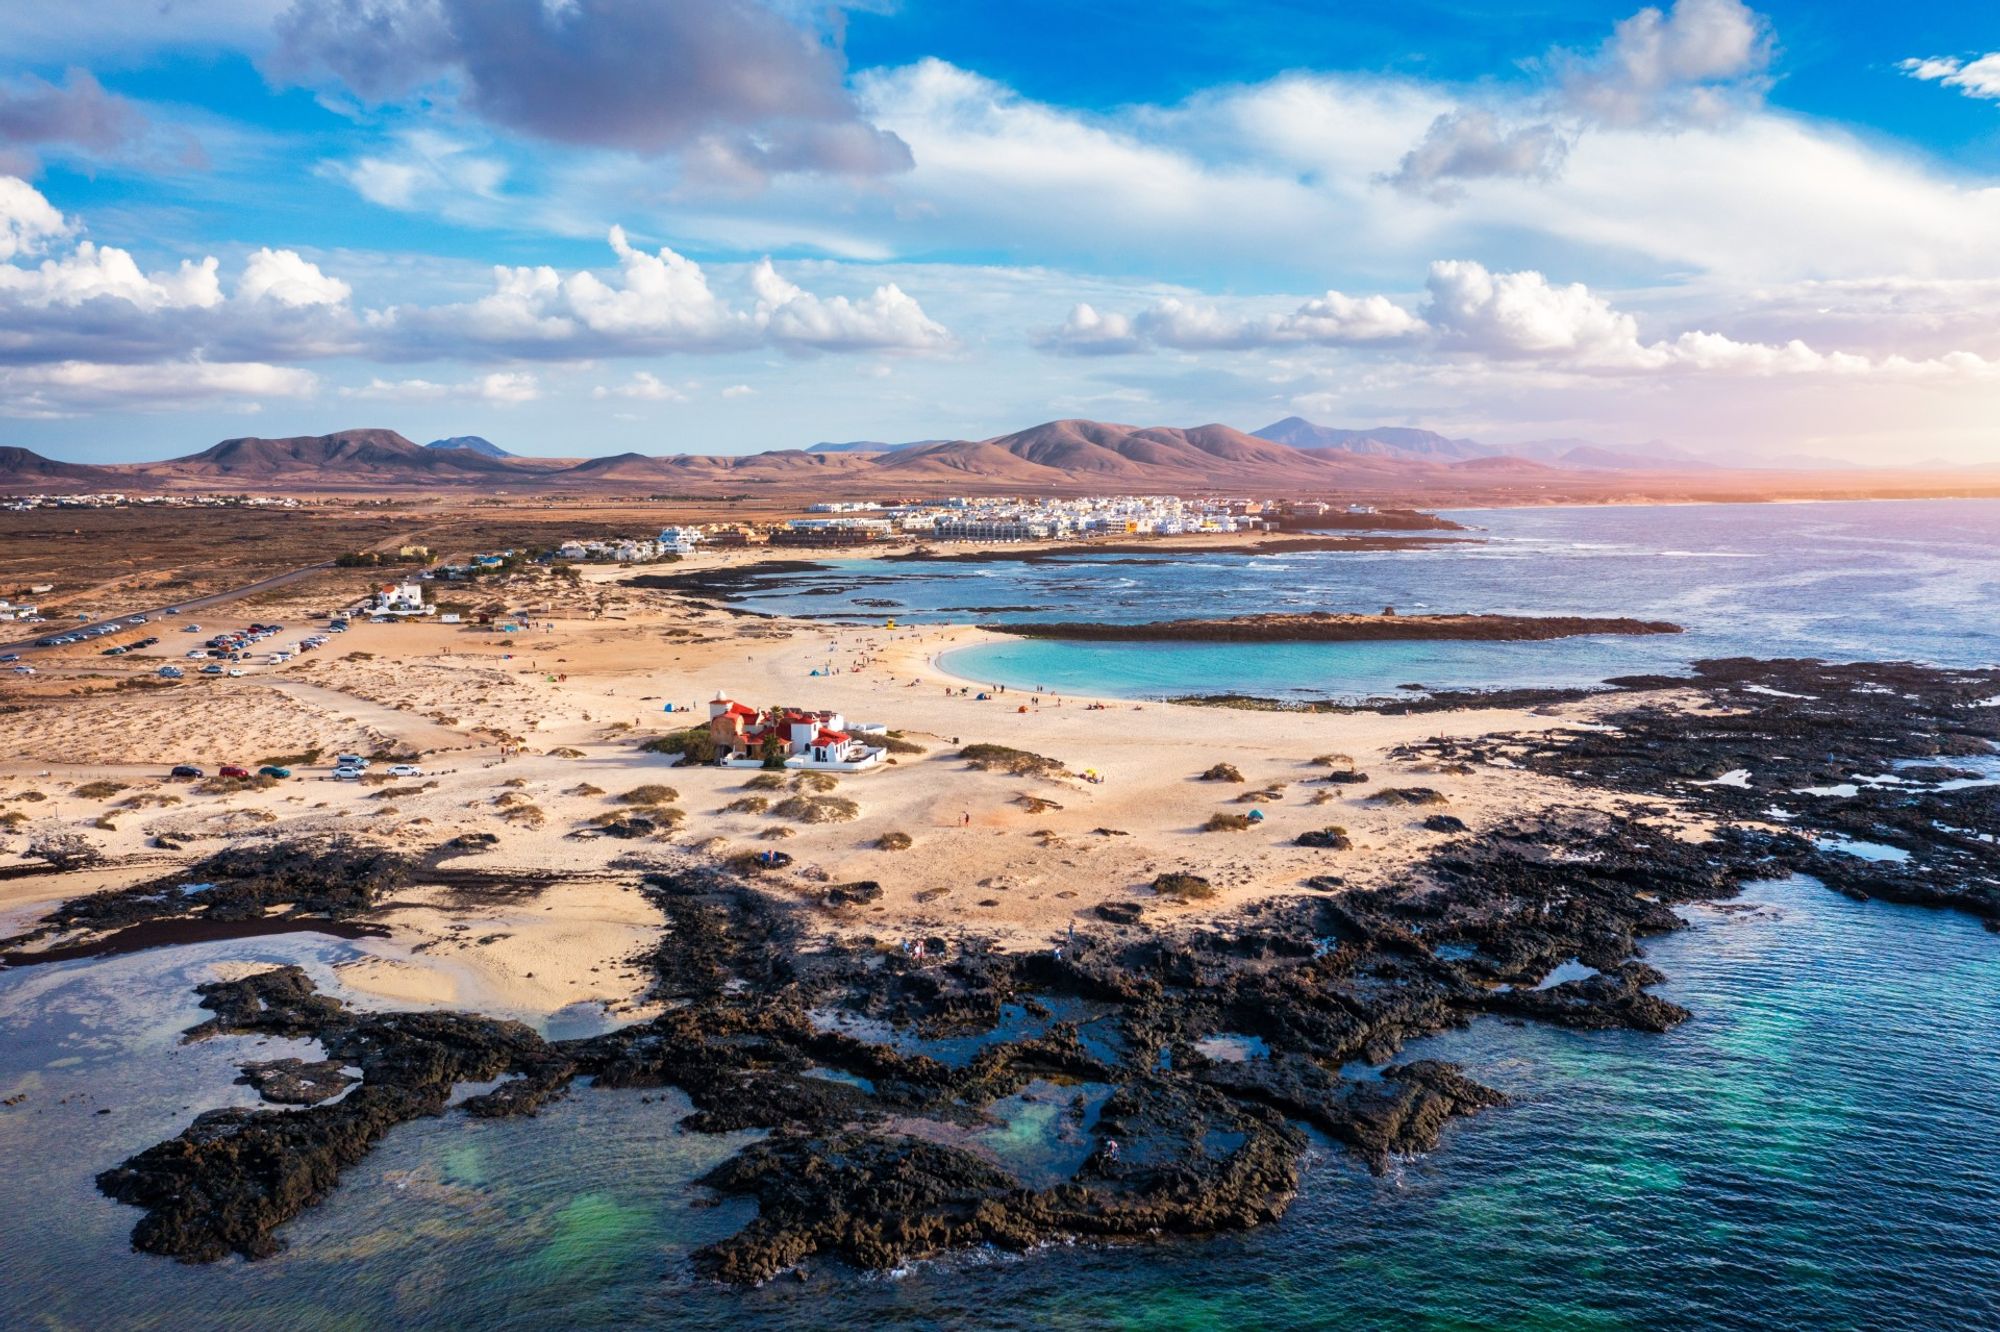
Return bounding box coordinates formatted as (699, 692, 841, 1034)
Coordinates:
(86, 814, 1745, 1280)
(983, 612, 1683, 643)
(18, 656, 1997, 1282)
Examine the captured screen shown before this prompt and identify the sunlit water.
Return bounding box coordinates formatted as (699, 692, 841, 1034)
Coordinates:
(736, 500, 2000, 699)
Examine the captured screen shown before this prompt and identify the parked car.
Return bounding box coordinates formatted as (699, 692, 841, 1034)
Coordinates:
(335, 755, 371, 769)
(218, 764, 250, 779)
(257, 765, 292, 779)
(387, 764, 424, 777)
(183, 624, 202, 632)
(0, 653, 18, 662)
(331, 766, 363, 781)
(162, 607, 180, 615)
(11, 665, 34, 676)
(199, 664, 224, 675)
(34, 637, 56, 647)
(169, 765, 203, 779)
(227, 668, 244, 677)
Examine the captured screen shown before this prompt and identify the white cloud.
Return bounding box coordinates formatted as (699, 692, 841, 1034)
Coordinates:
(1384, 112, 1569, 202)
(1419, 259, 1999, 379)
(345, 371, 540, 403)
(0, 239, 221, 311)
(1561, 0, 1773, 128)
(0, 182, 952, 399)
(1039, 287, 1427, 356)
(1899, 54, 2000, 102)
(0, 174, 66, 260)
(1145, 291, 1426, 351)
(237, 247, 351, 307)
(721, 383, 753, 398)
(1386, 0, 1773, 200)
(1423, 260, 1638, 360)
(1041, 255, 2000, 384)
(592, 371, 686, 401)
(749, 259, 951, 352)
(331, 129, 509, 215)
(855, 60, 1337, 268)
(383, 226, 952, 356)
(1035, 303, 1142, 356)
(0, 359, 315, 418)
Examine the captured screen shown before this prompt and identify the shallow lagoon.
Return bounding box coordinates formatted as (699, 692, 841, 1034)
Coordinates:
(731, 499, 2000, 699)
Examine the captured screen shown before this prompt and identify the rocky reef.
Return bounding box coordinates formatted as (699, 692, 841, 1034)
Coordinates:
(74, 657, 2000, 1281)
(93, 807, 1783, 1283)
(1403, 658, 2000, 926)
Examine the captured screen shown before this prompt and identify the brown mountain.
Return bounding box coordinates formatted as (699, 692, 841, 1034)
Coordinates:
(0, 446, 127, 490)
(875, 420, 1385, 488)
(557, 449, 881, 485)
(158, 429, 540, 481)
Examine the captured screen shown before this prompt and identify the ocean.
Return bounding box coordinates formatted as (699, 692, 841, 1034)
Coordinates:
(731, 499, 2000, 701)
(2, 498, 1996, 1328)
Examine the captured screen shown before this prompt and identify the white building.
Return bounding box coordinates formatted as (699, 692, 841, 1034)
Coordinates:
(372, 580, 431, 615)
(705, 696, 888, 771)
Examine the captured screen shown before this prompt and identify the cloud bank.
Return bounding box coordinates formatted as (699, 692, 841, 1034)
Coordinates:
(271, 0, 910, 186)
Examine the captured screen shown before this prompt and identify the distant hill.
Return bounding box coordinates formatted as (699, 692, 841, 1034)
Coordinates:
(0, 446, 126, 490)
(425, 435, 512, 458)
(875, 420, 1324, 487)
(162, 429, 528, 481)
(1253, 418, 1493, 461)
(1255, 418, 1732, 472)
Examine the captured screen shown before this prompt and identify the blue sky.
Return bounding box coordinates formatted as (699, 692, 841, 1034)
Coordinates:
(2, 0, 1998, 463)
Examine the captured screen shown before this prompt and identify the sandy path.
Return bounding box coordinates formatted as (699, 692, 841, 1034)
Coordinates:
(258, 679, 479, 755)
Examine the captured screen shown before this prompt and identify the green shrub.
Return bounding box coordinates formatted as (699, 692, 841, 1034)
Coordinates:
(959, 744, 1064, 777)
(1152, 872, 1215, 900)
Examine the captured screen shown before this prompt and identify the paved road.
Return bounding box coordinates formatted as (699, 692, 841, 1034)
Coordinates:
(1, 562, 334, 654)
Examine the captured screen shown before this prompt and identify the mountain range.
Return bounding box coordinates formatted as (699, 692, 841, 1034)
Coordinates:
(0, 419, 1984, 498)
(1249, 418, 1718, 471)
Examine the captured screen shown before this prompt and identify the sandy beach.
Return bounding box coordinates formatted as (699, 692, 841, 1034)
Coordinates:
(0, 551, 1697, 1026)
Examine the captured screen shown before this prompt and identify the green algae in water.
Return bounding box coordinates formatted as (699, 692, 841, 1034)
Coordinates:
(440, 1142, 488, 1190)
(527, 1194, 656, 1284)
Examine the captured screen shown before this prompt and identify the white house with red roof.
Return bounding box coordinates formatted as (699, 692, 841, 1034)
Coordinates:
(705, 695, 888, 771)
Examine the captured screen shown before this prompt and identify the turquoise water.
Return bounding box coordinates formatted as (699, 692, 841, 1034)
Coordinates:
(3, 876, 1994, 1328)
(739, 500, 2000, 699)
